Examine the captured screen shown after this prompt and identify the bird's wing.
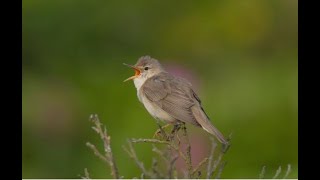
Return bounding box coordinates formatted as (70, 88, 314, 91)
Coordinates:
(142, 72, 200, 126)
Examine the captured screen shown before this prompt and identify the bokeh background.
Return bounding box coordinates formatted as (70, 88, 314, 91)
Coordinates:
(22, 0, 297, 178)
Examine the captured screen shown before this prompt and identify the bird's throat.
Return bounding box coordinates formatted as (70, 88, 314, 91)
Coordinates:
(133, 76, 148, 90)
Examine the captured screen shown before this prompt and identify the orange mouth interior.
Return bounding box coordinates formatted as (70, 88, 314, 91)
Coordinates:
(134, 68, 141, 76)
(123, 64, 141, 82)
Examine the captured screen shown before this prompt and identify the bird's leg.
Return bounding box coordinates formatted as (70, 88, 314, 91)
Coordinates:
(169, 122, 183, 141)
(153, 123, 171, 139)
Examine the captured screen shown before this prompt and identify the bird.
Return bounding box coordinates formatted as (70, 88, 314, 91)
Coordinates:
(123, 55, 228, 144)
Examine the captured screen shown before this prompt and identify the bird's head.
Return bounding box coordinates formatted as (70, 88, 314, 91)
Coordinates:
(123, 56, 165, 82)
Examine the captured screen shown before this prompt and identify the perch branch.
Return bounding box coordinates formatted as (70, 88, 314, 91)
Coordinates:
(131, 138, 171, 145)
(123, 140, 154, 178)
(87, 114, 119, 179)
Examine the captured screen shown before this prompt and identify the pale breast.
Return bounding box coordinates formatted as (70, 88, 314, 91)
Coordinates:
(134, 74, 177, 123)
(139, 91, 177, 123)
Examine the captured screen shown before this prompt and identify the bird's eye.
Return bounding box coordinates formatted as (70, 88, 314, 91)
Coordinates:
(144, 67, 149, 70)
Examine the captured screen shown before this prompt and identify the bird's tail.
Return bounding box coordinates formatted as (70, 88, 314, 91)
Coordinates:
(191, 106, 228, 145)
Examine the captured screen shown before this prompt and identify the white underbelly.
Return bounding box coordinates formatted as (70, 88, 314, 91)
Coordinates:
(139, 94, 176, 123)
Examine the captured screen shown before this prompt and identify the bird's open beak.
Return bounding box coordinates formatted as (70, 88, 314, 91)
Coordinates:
(123, 63, 141, 82)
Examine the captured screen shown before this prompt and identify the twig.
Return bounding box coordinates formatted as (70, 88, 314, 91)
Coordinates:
(86, 142, 107, 162)
(87, 114, 119, 178)
(81, 168, 91, 179)
(167, 155, 179, 179)
(130, 130, 190, 178)
(206, 138, 217, 179)
(151, 158, 163, 178)
(132, 135, 188, 168)
(209, 152, 224, 176)
(191, 157, 209, 176)
(283, 164, 291, 179)
(131, 138, 171, 145)
(215, 161, 227, 179)
(223, 133, 232, 153)
(85, 114, 231, 179)
(207, 135, 231, 178)
(168, 130, 188, 163)
(123, 140, 154, 178)
(259, 165, 266, 179)
(273, 166, 282, 179)
(140, 173, 145, 179)
(211, 150, 224, 176)
(182, 123, 193, 178)
(152, 145, 169, 163)
(173, 146, 189, 167)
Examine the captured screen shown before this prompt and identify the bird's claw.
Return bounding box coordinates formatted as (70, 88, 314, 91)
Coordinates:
(153, 124, 171, 140)
(153, 129, 163, 139)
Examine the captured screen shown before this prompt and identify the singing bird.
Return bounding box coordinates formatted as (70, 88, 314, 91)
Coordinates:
(124, 56, 228, 144)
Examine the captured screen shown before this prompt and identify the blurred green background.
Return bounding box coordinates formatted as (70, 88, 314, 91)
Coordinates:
(22, 0, 297, 178)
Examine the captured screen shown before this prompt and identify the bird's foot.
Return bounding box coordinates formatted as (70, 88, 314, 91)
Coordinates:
(153, 130, 162, 139)
(168, 123, 182, 141)
(153, 124, 171, 140)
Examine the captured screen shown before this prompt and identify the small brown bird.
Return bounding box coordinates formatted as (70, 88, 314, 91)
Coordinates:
(124, 56, 228, 144)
